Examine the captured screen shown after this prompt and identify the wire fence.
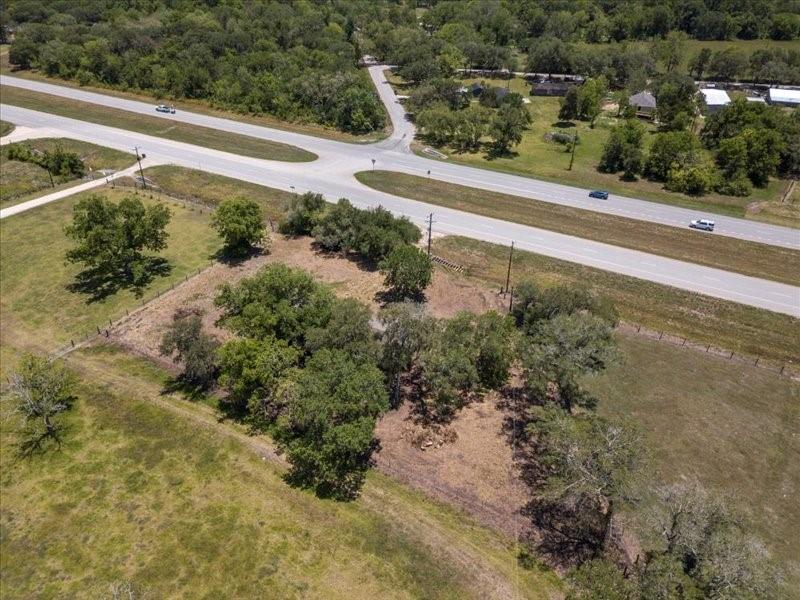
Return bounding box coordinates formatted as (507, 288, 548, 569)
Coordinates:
(49, 264, 213, 361)
(430, 255, 800, 382)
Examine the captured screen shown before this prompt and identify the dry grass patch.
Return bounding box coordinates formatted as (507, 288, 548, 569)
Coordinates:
(432, 236, 800, 364)
(0, 85, 317, 162)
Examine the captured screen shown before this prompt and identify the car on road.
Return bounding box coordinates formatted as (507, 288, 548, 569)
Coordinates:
(588, 190, 609, 200)
(689, 218, 715, 231)
(156, 104, 176, 114)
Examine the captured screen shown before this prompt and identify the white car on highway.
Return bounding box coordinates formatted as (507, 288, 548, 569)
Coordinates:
(689, 218, 715, 232)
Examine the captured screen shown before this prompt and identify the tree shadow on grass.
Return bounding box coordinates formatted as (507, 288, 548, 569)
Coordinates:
(160, 376, 214, 403)
(212, 245, 266, 267)
(484, 145, 520, 161)
(521, 495, 606, 568)
(551, 120, 576, 129)
(67, 256, 172, 303)
(13, 425, 68, 459)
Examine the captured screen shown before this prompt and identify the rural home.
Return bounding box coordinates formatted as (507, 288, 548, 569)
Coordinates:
(628, 91, 657, 118)
(531, 81, 574, 97)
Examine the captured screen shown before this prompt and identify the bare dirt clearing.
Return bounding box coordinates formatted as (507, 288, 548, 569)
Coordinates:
(110, 235, 505, 362)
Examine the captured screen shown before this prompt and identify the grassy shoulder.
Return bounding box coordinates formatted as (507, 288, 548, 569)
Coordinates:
(0, 138, 134, 208)
(0, 119, 13, 136)
(0, 85, 317, 163)
(0, 343, 560, 599)
(356, 170, 800, 287)
(590, 333, 800, 585)
(0, 188, 221, 370)
(432, 235, 800, 364)
(406, 74, 793, 224)
(141, 165, 295, 221)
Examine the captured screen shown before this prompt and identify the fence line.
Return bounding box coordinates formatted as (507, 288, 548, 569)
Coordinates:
(432, 255, 798, 382)
(51, 264, 213, 360)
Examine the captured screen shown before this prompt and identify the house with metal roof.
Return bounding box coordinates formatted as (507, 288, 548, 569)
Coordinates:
(700, 88, 731, 113)
(768, 88, 800, 108)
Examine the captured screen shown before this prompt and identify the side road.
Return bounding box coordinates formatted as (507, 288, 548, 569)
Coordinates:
(2, 74, 798, 250)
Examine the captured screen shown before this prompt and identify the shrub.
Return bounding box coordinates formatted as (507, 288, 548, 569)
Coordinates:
(379, 245, 432, 299)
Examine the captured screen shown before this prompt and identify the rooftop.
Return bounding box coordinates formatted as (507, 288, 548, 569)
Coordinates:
(629, 91, 656, 108)
(768, 88, 800, 103)
(700, 88, 731, 105)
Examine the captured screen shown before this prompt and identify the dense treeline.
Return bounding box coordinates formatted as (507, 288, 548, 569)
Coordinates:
(600, 98, 800, 194)
(2, 0, 392, 133)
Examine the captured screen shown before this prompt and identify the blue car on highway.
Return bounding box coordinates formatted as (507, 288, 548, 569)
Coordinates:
(588, 190, 609, 200)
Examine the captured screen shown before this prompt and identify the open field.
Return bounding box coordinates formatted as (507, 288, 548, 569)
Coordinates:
(400, 74, 793, 223)
(0, 120, 13, 136)
(0, 45, 388, 145)
(0, 138, 134, 207)
(356, 171, 800, 286)
(432, 236, 800, 364)
(0, 188, 221, 372)
(590, 334, 800, 588)
(0, 86, 317, 163)
(0, 344, 559, 599)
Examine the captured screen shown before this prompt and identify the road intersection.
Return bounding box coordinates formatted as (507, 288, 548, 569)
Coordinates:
(0, 72, 798, 316)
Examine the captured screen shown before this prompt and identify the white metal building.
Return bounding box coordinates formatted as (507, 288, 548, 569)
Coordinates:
(700, 88, 731, 113)
(768, 88, 800, 108)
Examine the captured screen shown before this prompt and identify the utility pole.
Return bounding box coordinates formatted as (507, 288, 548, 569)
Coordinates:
(504, 241, 514, 294)
(426, 212, 434, 257)
(134, 146, 147, 190)
(568, 131, 578, 171)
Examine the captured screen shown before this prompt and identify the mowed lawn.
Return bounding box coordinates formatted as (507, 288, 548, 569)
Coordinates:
(589, 334, 800, 588)
(356, 170, 800, 286)
(143, 165, 295, 221)
(432, 236, 800, 364)
(0, 345, 560, 599)
(0, 188, 221, 371)
(412, 75, 792, 222)
(0, 138, 134, 207)
(0, 85, 317, 163)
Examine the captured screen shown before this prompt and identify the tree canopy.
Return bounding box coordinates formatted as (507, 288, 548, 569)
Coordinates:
(64, 194, 171, 293)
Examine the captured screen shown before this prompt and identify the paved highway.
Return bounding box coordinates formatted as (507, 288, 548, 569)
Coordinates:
(1, 104, 798, 316)
(3, 73, 798, 251)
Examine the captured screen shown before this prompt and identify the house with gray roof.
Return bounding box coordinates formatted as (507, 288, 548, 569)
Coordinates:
(629, 91, 656, 118)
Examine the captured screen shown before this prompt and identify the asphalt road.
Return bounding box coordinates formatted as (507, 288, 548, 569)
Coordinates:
(2, 103, 798, 316)
(3, 72, 798, 251)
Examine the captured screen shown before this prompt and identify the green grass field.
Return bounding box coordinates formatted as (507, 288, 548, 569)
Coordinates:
(432, 236, 800, 364)
(0, 344, 560, 599)
(141, 165, 295, 221)
(0, 189, 221, 371)
(0, 85, 317, 163)
(356, 170, 800, 286)
(0, 138, 134, 207)
(590, 334, 800, 589)
(407, 74, 793, 224)
(0, 120, 14, 136)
